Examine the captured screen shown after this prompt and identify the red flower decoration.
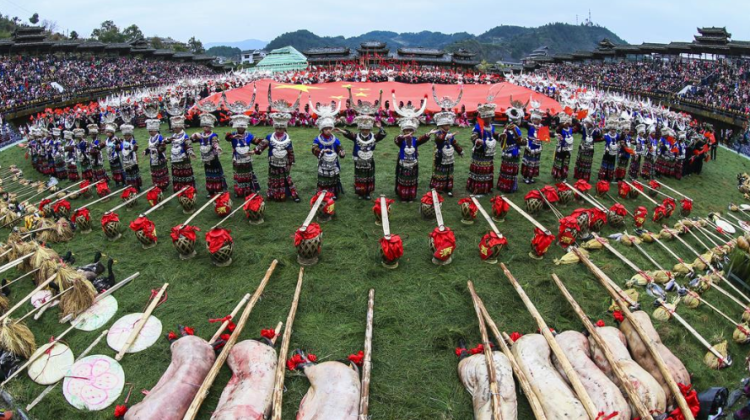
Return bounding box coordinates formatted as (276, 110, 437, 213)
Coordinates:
(509, 332, 523, 342)
(595, 320, 605, 327)
(261, 329, 276, 339)
(167, 331, 178, 341)
(307, 353, 318, 363)
(227, 321, 236, 333)
(348, 350, 364, 366)
(183, 326, 195, 336)
(114, 404, 128, 418)
(612, 311, 624, 322)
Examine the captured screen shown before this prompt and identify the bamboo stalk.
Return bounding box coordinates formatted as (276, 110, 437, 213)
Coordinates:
(576, 250, 696, 419)
(180, 193, 221, 227)
(358, 288, 375, 420)
(471, 196, 501, 236)
(624, 180, 659, 205)
(75, 185, 131, 211)
(432, 189, 445, 231)
(380, 196, 391, 239)
(105, 186, 156, 215)
(656, 181, 692, 201)
(655, 298, 727, 361)
(271, 268, 304, 420)
(683, 226, 714, 253)
(500, 195, 552, 234)
(26, 329, 109, 411)
(1, 319, 80, 386)
(500, 263, 598, 420)
(208, 293, 251, 345)
(182, 259, 278, 420)
(689, 291, 743, 327)
(626, 231, 666, 270)
(471, 291, 548, 420)
(572, 247, 639, 308)
(35, 180, 87, 206)
(467, 281, 504, 420)
(563, 182, 607, 211)
(550, 274, 655, 420)
(115, 282, 169, 361)
(0, 252, 34, 275)
(15, 285, 73, 323)
(4, 267, 40, 289)
(594, 233, 644, 275)
(141, 186, 185, 216)
(722, 212, 750, 232)
(700, 218, 733, 239)
(0, 274, 56, 323)
(59, 272, 140, 323)
(210, 194, 258, 230)
(300, 191, 327, 231)
(693, 224, 721, 247)
(53, 181, 106, 204)
(17, 187, 53, 204)
(639, 181, 675, 200)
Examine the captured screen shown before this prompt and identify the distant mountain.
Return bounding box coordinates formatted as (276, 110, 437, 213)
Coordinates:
(264, 23, 627, 63)
(204, 39, 267, 51)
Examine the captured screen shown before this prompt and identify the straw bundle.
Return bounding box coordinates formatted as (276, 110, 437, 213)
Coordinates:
(608, 288, 639, 312)
(554, 248, 589, 265)
(0, 318, 36, 358)
(704, 340, 729, 370)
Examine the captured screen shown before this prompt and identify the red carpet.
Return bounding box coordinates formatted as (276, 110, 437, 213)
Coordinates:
(200, 80, 561, 115)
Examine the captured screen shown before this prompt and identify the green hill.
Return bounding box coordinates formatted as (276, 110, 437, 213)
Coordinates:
(265, 23, 627, 63)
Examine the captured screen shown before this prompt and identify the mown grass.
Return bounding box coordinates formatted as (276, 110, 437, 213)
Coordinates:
(2, 125, 750, 419)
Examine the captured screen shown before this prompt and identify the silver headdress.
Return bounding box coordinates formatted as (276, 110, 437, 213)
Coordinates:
(86, 124, 99, 135)
(222, 82, 256, 115)
(73, 128, 86, 138)
(104, 123, 117, 133)
(270, 112, 292, 129)
(354, 115, 376, 130)
(398, 117, 420, 132)
(434, 111, 456, 127)
(142, 100, 160, 119)
(476, 85, 501, 119)
(230, 114, 250, 129)
(391, 91, 427, 120)
(201, 113, 218, 128)
(505, 95, 529, 122)
(120, 124, 134, 135)
(309, 96, 341, 131)
(165, 94, 187, 117)
(63, 130, 73, 140)
(170, 116, 186, 129)
(102, 112, 117, 125)
(268, 84, 301, 113)
(432, 83, 463, 109)
(119, 106, 135, 124)
(145, 119, 161, 131)
(348, 87, 382, 115)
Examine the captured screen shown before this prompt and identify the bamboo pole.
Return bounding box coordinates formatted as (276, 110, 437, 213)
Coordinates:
(15, 285, 73, 323)
(59, 272, 139, 323)
(300, 191, 326, 232)
(693, 224, 722, 247)
(500, 195, 552, 234)
(626, 231, 666, 270)
(115, 282, 169, 361)
(53, 181, 106, 204)
(655, 298, 727, 361)
(550, 274, 655, 420)
(0, 252, 34, 275)
(140, 186, 185, 216)
(179, 193, 221, 227)
(471, 290, 548, 420)
(623, 180, 659, 206)
(467, 281, 504, 420)
(17, 187, 53, 204)
(35, 180, 87, 206)
(656, 181, 692, 201)
(208, 294, 251, 345)
(471, 196, 501, 236)
(432, 189, 445, 231)
(210, 194, 258, 230)
(380, 196, 391, 239)
(571, 248, 639, 308)
(563, 182, 607, 211)
(1, 319, 80, 386)
(574, 250, 696, 420)
(182, 259, 278, 420)
(0, 274, 56, 323)
(26, 329, 109, 411)
(271, 268, 304, 420)
(639, 181, 675, 200)
(500, 263, 598, 420)
(701, 218, 733, 239)
(75, 185, 131, 211)
(357, 289, 376, 420)
(105, 186, 156, 215)
(4, 267, 40, 289)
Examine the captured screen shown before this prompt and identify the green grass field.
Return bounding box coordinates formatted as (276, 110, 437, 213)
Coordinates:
(2, 125, 750, 419)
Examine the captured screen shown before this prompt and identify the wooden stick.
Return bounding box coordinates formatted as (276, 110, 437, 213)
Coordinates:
(721, 213, 750, 232)
(656, 298, 727, 361)
(550, 274, 655, 420)
(624, 180, 659, 205)
(271, 268, 305, 420)
(210, 193, 257, 230)
(105, 186, 156, 215)
(0, 274, 56, 323)
(380, 196, 391, 239)
(300, 191, 326, 232)
(500, 263, 598, 420)
(683, 226, 714, 253)
(4, 267, 40, 289)
(693, 224, 721, 247)
(75, 185, 131, 211)
(593, 233, 644, 274)
(59, 272, 140, 323)
(15, 285, 73, 323)
(500, 195, 552, 234)
(0, 252, 34, 275)
(208, 293, 251, 345)
(432, 189, 445, 231)
(26, 329, 109, 411)
(639, 181, 675, 200)
(563, 182, 606, 211)
(572, 247, 638, 308)
(115, 282, 169, 361)
(467, 281, 504, 420)
(18, 187, 52, 204)
(183, 259, 278, 420)
(1, 319, 80, 386)
(36, 180, 85, 205)
(53, 181, 106, 204)
(141, 186, 185, 216)
(656, 181, 692, 201)
(701, 217, 734, 239)
(357, 288, 375, 420)
(180, 193, 221, 227)
(575, 253, 696, 420)
(471, 196, 501, 236)
(472, 291, 548, 420)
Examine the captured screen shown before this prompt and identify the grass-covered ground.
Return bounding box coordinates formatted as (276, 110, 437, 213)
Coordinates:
(2, 124, 750, 419)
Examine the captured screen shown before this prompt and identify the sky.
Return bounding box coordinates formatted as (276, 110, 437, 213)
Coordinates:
(2, 0, 749, 45)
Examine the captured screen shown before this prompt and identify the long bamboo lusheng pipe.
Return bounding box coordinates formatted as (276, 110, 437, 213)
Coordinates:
(550, 274, 655, 420)
(380, 196, 391, 239)
(471, 290, 548, 420)
(500, 195, 552, 234)
(140, 186, 185, 216)
(208, 294, 251, 345)
(178, 193, 221, 227)
(357, 289, 376, 420)
(623, 180, 659, 206)
(75, 185, 131, 211)
(564, 182, 607, 211)
(467, 281, 504, 420)
(35, 180, 87, 206)
(500, 263, 599, 420)
(271, 268, 304, 420)
(300, 191, 327, 231)
(571, 247, 639, 308)
(210, 193, 258, 230)
(105, 186, 156, 214)
(115, 282, 169, 361)
(471, 196, 502, 236)
(572, 248, 696, 420)
(182, 259, 278, 420)
(639, 181, 675, 201)
(656, 180, 693, 202)
(59, 272, 139, 323)
(432, 189, 445, 231)
(654, 298, 728, 362)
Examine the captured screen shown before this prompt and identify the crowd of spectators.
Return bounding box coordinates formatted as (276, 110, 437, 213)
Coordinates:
(0, 54, 215, 114)
(247, 65, 502, 85)
(538, 58, 750, 116)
